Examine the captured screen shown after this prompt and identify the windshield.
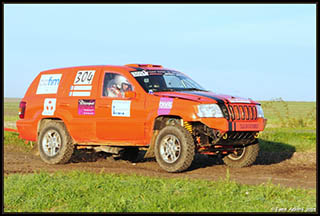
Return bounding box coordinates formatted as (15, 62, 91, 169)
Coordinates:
(130, 70, 207, 92)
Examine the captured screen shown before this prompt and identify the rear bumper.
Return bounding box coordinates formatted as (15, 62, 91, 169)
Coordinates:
(16, 119, 37, 141)
(200, 117, 267, 132)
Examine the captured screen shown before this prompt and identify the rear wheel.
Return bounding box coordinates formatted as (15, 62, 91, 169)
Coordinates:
(38, 121, 74, 164)
(155, 125, 195, 173)
(222, 141, 259, 168)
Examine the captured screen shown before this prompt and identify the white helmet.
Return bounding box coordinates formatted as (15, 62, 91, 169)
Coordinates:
(114, 75, 130, 89)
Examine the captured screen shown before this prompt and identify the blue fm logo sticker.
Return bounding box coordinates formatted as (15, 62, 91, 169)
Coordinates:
(36, 74, 62, 94)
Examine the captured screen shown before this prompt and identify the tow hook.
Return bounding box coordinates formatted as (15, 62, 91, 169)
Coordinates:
(222, 133, 228, 139)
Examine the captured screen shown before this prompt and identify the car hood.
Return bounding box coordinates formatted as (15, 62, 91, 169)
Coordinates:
(153, 91, 259, 104)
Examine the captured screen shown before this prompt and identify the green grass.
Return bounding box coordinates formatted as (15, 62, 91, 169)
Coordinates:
(4, 131, 26, 146)
(259, 128, 316, 152)
(4, 115, 19, 122)
(4, 98, 20, 126)
(4, 98, 20, 117)
(4, 171, 316, 213)
(3, 131, 33, 152)
(259, 99, 316, 129)
(257, 99, 316, 153)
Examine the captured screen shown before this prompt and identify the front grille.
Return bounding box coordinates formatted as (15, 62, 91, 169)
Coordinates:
(219, 104, 230, 120)
(227, 104, 257, 121)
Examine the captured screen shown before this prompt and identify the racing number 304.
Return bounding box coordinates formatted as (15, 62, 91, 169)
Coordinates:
(74, 70, 95, 85)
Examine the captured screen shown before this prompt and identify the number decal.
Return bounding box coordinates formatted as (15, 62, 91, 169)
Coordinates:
(74, 72, 82, 84)
(87, 72, 93, 82)
(74, 70, 95, 85)
(81, 71, 88, 82)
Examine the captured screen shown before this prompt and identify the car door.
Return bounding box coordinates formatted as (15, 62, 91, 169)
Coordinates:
(95, 71, 146, 143)
(56, 68, 100, 143)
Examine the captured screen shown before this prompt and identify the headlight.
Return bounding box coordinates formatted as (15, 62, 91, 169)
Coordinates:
(197, 104, 223, 118)
(256, 105, 264, 118)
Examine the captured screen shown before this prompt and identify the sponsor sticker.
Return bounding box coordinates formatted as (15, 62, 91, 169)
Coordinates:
(131, 71, 149, 77)
(158, 97, 173, 115)
(36, 74, 62, 94)
(228, 98, 251, 103)
(148, 70, 176, 76)
(42, 98, 56, 116)
(78, 99, 95, 115)
(237, 122, 259, 131)
(112, 100, 131, 117)
(74, 70, 95, 85)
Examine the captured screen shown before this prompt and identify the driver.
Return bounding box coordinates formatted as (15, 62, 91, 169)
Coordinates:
(107, 75, 132, 98)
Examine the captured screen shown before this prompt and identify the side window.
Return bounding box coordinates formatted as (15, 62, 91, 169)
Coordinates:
(102, 73, 134, 98)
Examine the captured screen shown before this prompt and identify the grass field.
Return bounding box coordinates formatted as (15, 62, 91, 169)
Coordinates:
(4, 98, 21, 126)
(3, 98, 317, 212)
(4, 171, 316, 212)
(260, 99, 316, 129)
(258, 98, 316, 153)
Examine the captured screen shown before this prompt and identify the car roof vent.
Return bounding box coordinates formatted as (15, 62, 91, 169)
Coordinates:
(125, 64, 163, 68)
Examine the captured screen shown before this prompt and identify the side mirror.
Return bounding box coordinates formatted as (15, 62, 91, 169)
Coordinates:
(124, 91, 136, 99)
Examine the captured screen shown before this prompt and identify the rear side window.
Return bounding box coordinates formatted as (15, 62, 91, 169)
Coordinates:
(102, 73, 134, 98)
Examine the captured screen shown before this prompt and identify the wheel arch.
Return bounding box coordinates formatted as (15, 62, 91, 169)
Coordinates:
(37, 118, 74, 143)
(153, 115, 183, 131)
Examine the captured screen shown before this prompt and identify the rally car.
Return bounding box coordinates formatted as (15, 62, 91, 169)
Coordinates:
(17, 64, 267, 172)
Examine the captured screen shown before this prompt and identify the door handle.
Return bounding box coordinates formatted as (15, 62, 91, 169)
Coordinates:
(60, 103, 70, 107)
(98, 104, 110, 108)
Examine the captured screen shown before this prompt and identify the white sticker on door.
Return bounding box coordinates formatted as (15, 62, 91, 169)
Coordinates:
(112, 100, 131, 117)
(36, 74, 62, 94)
(42, 98, 57, 116)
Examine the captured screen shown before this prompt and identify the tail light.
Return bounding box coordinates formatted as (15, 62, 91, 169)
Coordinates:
(19, 101, 26, 119)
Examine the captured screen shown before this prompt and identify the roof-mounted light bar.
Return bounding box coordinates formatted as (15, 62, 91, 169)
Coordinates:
(125, 64, 163, 68)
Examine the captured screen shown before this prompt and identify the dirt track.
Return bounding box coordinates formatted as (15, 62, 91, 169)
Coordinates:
(4, 144, 316, 189)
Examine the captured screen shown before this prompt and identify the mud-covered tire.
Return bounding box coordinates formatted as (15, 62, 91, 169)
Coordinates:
(120, 147, 140, 162)
(222, 141, 259, 168)
(155, 125, 195, 173)
(38, 121, 74, 164)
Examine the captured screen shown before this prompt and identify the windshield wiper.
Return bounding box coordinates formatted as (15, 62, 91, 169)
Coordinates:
(152, 88, 208, 92)
(178, 88, 208, 92)
(152, 88, 176, 92)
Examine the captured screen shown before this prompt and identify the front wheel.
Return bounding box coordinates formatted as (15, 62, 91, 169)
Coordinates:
(154, 125, 195, 173)
(222, 141, 259, 168)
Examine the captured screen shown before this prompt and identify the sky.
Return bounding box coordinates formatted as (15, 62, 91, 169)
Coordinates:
(4, 4, 316, 101)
